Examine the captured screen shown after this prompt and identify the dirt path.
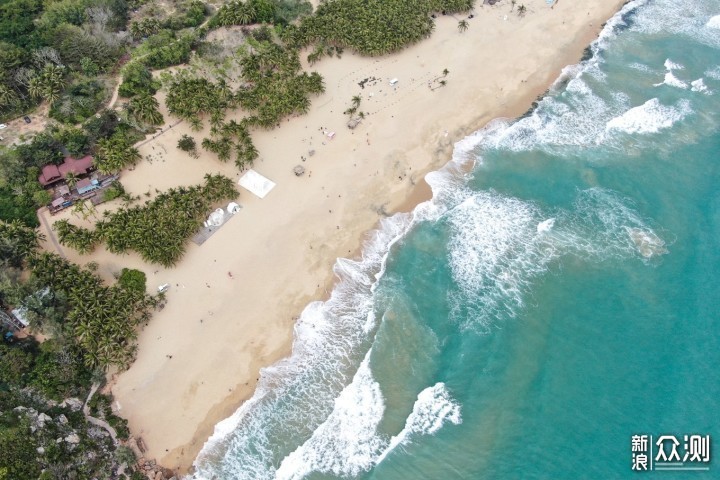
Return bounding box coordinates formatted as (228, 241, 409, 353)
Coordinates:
(83, 382, 119, 446)
(37, 208, 66, 259)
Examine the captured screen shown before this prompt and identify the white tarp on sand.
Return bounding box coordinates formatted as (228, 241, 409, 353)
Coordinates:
(238, 169, 276, 199)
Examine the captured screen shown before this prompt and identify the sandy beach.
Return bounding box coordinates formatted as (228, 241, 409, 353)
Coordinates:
(37, 0, 626, 474)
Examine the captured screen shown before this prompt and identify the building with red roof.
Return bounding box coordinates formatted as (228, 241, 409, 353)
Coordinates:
(38, 156, 94, 186)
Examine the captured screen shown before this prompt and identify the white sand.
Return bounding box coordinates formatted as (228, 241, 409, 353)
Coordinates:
(38, 0, 626, 473)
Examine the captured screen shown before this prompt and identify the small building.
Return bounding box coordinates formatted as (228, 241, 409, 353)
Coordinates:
(76, 178, 99, 195)
(1, 309, 26, 331)
(39, 164, 62, 186)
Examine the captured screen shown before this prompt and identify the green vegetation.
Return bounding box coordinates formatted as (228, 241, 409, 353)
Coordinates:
(101, 180, 128, 202)
(29, 253, 159, 368)
(234, 40, 325, 127)
(177, 134, 199, 157)
(0, 342, 140, 478)
(118, 62, 160, 98)
(57, 174, 238, 266)
(126, 92, 164, 126)
(0, 0, 129, 120)
(165, 75, 234, 127)
(49, 79, 107, 124)
(54, 220, 101, 254)
(95, 133, 142, 174)
(289, 0, 473, 56)
(118, 268, 147, 294)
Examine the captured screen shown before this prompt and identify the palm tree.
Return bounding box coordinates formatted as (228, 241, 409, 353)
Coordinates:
(458, 20, 469, 33)
(29, 64, 66, 104)
(351, 95, 362, 108)
(443, 68, 449, 77)
(65, 172, 79, 190)
(96, 136, 142, 174)
(0, 85, 18, 110)
(517, 4, 527, 16)
(128, 93, 163, 126)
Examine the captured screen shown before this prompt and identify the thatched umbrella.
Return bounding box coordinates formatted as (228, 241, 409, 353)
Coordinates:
(293, 165, 306, 176)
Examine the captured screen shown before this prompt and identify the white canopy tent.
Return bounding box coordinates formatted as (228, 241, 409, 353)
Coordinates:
(238, 169, 276, 199)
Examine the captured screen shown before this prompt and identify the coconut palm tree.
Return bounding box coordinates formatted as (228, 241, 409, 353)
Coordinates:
(0, 85, 18, 110)
(458, 20, 469, 33)
(29, 64, 66, 104)
(128, 93, 164, 126)
(96, 136, 142, 174)
(517, 5, 527, 16)
(65, 172, 79, 190)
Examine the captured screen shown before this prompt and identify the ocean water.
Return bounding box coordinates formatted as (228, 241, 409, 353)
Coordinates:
(192, 1, 720, 478)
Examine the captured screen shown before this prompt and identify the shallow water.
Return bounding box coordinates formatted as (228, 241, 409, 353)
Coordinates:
(193, 1, 720, 478)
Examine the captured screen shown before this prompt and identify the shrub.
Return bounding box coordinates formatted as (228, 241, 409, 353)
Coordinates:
(118, 268, 147, 294)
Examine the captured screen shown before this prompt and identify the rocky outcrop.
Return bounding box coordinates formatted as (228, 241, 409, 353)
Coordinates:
(136, 457, 177, 480)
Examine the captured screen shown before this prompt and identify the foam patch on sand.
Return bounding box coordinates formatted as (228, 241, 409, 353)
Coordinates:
(605, 98, 691, 134)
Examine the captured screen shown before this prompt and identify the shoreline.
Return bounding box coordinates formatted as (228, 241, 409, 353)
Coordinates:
(36, 1, 628, 475)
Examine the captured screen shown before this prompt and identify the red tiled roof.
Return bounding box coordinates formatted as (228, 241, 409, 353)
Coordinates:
(58, 155, 93, 176)
(38, 156, 94, 186)
(38, 164, 61, 186)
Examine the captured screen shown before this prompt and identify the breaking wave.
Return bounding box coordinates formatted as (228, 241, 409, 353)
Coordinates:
(605, 98, 692, 134)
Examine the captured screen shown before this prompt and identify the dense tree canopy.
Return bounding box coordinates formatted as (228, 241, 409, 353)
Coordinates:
(58, 174, 238, 266)
(29, 253, 158, 368)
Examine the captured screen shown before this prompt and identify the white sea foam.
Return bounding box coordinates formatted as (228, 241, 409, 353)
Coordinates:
(664, 59, 685, 71)
(628, 62, 656, 74)
(537, 218, 556, 234)
(690, 78, 711, 94)
(275, 359, 462, 478)
(605, 98, 691, 134)
(276, 353, 386, 479)
(707, 66, 720, 80)
(632, 0, 720, 49)
(627, 228, 668, 258)
(444, 187, 665, 330)
(655, 71, 688, 89)
(192, 211, 417, 479)
(707, 15, 720, 29)
(377, 383, 462, 464)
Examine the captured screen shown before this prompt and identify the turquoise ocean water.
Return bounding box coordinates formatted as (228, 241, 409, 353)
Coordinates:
(192, 1, 720, 478)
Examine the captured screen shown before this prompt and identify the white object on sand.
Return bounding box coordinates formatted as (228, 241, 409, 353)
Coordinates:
(204, 208, 225, 227)
(389, 78, 398, 86)
(238, 169, 276, 199)
(158, 284, 170, 293)
(227, 202, 241, 214)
